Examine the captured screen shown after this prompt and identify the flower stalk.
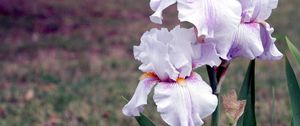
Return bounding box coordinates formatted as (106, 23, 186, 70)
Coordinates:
(206, 65, 219, 126)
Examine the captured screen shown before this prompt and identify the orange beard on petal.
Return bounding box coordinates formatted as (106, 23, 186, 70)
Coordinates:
(176, 77, 186, 85)
(140, 72, 187, 85)
(139, 72, 158, 80)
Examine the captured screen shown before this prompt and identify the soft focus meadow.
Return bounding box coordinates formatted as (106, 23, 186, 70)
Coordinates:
(0, 0, 299, 126)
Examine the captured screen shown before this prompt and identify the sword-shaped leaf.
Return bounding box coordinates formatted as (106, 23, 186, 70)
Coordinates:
(285, 57, 300, 126)
(237, 60, 256, 126)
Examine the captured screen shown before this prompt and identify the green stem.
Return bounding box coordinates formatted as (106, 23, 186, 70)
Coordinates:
(211, 94, 220, 126)
(206, 65, 219, 126)
(206, 65, 217, 94)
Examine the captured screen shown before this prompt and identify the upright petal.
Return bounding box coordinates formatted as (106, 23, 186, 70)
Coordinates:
(122, 78, 158, 116)
(169, 26, 196, 78)
(149, 0, 177, 24)
(240, 0, 255, 22)
(192, 42, 221, 68)
(153, 73, 217, 126)
(241, 0, 278, 22)
(227, 23, 264, 60)
(257, 23, 283, 60)
(149, 0, 161, 10)
(134, 28, 179, 81)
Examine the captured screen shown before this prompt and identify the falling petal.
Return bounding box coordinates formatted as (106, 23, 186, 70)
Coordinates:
(122, 77, 158, 116)
(149, 0, 177, 24)
(257, 23, 283, 60)
(227, 23, 264, 60)
(153, 73, 217, 126)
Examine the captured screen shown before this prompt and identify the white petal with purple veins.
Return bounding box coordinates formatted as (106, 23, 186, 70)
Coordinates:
(134, 28, 179, 81)
(228, 23, 264, 60)
(153, 73, 218, 126)
(122, 78, 158, 116)
(134, 26, 220, 81)
(149, 0, 242, 60)
(187, 73, 218, 118)
(177, 0, 241, 37)
(257, 23, 283, 60)
(169, 26, 196, 78)
(192, 42, 221, 67)
(241, 0, 278, 22)
(186, 0, 241, 59)
(149, 0, 177, 24)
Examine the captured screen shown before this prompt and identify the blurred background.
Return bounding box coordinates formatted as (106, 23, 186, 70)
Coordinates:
(0, 0, 299, 125)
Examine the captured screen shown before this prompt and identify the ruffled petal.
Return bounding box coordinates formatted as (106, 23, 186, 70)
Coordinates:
(227, 23, 264, 60)
(134, 26, 224, 80)
(153, 73, 218, 126)
(134, 28, 179, 81)
(149, 0, 161, 11)
(187, 73, 218, 118)
(149, 0, 241, 60)
(149, 0, 177, 24)
(257, 23, 283, 60)
(169, 26, 196, 78)
(177, 0, 213, 37)
(134, 26, 207, 80)
(176, 0, 241, 59)
(192, 42, 221, 67)
(122, 78, 158, 116)
(207, 0, 242, 59)
(241, 0, 278, 22)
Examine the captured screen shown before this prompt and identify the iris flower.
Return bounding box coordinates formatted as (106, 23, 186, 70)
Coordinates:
(149, 0, 242, 59)
(227, 0, 283, 60)
(122, 26, 219, 126)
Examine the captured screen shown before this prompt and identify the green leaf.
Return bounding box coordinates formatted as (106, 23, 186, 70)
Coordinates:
(285, 57, 300, 126)
(135, 113, 155, 126)
(286, 37, 300, 67)
(206, 65, 220, 126)
(237, 60, 256, 126)
(122, 96, 155, 126)
(206, 65, 218, 94)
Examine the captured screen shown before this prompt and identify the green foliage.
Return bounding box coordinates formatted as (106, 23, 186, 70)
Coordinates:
(135, 113, 155, 126)
(53, 87, 76, 112)
(237, 60, 256, 126)
(286, 37, 300, 68)
(285, 57, 300, 126)
(40, 74, 61, 84)
(206, 65, 219, 126)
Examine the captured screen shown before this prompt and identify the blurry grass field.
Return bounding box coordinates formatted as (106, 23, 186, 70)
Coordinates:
(0, 0, 300, 125)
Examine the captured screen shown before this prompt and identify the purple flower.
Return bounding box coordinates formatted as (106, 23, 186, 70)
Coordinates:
(149, 0, 242, 59)
(227, 0, 283, 60)
(133, 26, 221, 81)
(123, 26, 219, 125)
(123, 72, 218, 126)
